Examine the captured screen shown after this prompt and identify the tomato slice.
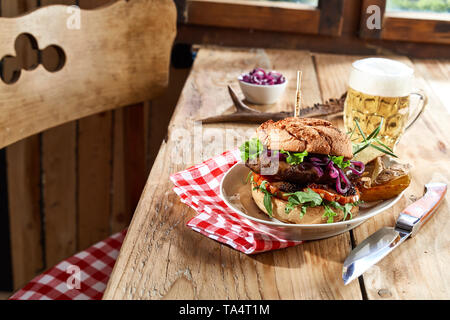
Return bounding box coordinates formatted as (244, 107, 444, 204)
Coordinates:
(308, 184, 360, 205)
(251, 173, 360, 205)
(251, 173, 289, 200)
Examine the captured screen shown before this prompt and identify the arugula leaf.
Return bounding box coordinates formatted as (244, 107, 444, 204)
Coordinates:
(239, 138, 263, 162)
(329, 155, 351, 170)
(280, 150, 308, 165)
(323, 205, 338, 224)
(259, 181, 273, 217)
(329, 201, 354, 221)
(263, 193, 273, 217)
(329, 200, 362, 221)
(284, 188, 323, 217)
(245, 171, 253, 184)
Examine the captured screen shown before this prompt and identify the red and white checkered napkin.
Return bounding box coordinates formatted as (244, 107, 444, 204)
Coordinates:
(9, 230, 126, 300)
(170, 149, 302, 254)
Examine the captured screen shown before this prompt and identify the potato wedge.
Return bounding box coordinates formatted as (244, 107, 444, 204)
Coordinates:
(358, 155, 411, 202)
(360, 181, 410, 202)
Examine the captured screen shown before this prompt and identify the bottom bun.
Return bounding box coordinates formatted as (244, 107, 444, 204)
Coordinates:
(251, 186, 359, 224)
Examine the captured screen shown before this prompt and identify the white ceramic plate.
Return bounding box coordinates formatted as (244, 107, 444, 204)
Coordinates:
(220, 162, 405, 241)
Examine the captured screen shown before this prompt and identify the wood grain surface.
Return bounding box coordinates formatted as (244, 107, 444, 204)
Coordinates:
(104, 47, 364, 300)
(6, 135, 43, 289)
(382, 13, 450, 45)
(187, 0, 320, 35)
(2, 0, 44, 291)
(40, 0, 78, 274)
(104, 47, 450, 300)
(0, 0, 176, 149)
(353, 57, 450, 300)
(1, 0, 177, 290)
(42, 121, 77, 268)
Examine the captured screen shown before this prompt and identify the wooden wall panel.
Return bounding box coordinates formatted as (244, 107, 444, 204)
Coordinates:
(42, 122, 77, 267)
(1, 0, 44, 291)
(6, 136, 43, 289)
(0, 0, 37, 16)
(77, 112, 113, 250)
(123, 105, 147, 221)
(80, 0, 147, 238)
(72, 0, 116, 251)
(147, 67, 191, 169)
(0, 0, 181, 290)
(110, 104, 149, 234)
(111, 108, 127, 233)
(318, 0, 345, 36)
(39, 0, 78, 273)
(0, 149, 12, 291)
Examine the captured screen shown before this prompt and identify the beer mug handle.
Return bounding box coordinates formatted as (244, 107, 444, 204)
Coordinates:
(406, 90, 428, 131)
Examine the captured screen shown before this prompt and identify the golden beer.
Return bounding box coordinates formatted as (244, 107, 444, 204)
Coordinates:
(344, 87, 410, 148)
(343, 58, 425, 150)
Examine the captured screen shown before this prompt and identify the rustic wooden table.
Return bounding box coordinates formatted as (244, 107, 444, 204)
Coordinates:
(104, 47, 450, 300)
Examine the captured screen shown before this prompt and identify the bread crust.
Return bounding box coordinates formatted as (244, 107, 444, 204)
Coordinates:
(252, 187, 359, 224)
(256, 117, 353, 159)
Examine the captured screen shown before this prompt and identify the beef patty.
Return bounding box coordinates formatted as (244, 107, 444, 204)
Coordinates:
(245, 153, 331, 185)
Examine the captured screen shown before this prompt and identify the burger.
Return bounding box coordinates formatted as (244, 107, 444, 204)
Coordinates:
(240, 117, 365, 224)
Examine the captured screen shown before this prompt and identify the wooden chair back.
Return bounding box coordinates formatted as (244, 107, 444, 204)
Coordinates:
(0, 0, 176, 149)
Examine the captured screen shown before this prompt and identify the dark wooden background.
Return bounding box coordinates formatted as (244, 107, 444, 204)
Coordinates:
(0, 0, 191, 290)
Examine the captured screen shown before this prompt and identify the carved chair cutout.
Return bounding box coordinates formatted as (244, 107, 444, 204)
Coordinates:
(0, 33, 66, 84)
(0, 0, 177, 148)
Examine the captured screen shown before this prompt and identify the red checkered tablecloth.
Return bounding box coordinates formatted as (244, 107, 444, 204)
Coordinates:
(9, 230, 126, 300)
(170, 148, 302, 254)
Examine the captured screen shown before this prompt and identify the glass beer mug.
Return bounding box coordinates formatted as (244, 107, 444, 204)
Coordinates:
(344, 58, 427, 150)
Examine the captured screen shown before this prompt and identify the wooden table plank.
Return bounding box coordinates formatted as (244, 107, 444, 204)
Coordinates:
(315, 53, 450, 299)
(350, 57, 450, 299)
(104, 47, 362, 300)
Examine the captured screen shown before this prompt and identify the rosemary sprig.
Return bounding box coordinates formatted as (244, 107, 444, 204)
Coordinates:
(351, 118, 398, 158)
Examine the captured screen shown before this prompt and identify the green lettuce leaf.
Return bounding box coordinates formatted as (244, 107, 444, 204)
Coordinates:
(239, 138, 263, 162)
(280, 150, 308, 165)
(328, 155, 351, 170)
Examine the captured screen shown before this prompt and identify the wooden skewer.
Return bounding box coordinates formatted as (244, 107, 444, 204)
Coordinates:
(295, 70, 302, 117)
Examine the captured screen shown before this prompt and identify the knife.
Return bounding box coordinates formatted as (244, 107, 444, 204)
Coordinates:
(342, 182, 447, 285)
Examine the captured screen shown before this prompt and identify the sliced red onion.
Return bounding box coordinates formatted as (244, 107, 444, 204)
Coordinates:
(327, 161, 339, 178)
(309, 157, 325, 162)
(348, 161, 365, 175)
(309, 156, 330, 166)
(336, 167, 350, 194)
(239, 68, 286, 86)
(336, 177, 347, 194)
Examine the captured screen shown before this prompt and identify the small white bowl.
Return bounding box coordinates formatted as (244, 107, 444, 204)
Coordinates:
(238, 78, 288, 105)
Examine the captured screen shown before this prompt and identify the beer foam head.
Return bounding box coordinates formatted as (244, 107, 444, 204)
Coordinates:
(349, 58, 414, 97)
